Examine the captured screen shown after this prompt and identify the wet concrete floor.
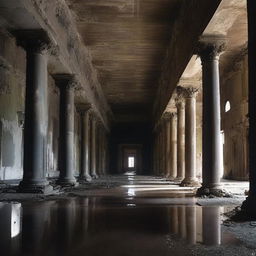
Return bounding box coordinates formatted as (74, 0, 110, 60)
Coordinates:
(0, 175, 254, 256)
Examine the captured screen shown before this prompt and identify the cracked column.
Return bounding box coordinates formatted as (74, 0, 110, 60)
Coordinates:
(54, 74, 77, 186)
(16, 30, 53, 193)
(175, 88, 186, 182)
(181, 87, 200, 187)
(241, 0, 256, 217)
(90, 115, 98, 179)
(77, 104, 92, 182)
(197, 36, 226, 195)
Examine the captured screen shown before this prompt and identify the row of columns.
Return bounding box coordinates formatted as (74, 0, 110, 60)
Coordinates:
(154, 87, 199, 187)
(15, 30, 108, 193)
(154, 37, 225, 194)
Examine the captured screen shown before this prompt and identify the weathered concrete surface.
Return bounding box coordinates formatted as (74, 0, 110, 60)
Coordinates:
(0, 0, 112, 129)
(0, 29, 25, 180)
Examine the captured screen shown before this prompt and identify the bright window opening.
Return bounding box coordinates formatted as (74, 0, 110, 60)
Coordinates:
(225, 101, 231, 112)
(128, 157, 135, 168)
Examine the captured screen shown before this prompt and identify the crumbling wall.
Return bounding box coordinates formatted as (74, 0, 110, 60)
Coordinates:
(0, 29, 25, 180)
(221, 55, 248, 180)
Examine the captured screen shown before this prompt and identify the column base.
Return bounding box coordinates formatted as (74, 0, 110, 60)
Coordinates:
(18, 180, 53, 194)
(0, 181, 7, 187)
(197, 185, 231, 197)
(166, 175, 176, 181)
(78, 174, 92, 183)
(91, 173, 99, 179)
(56, 178, 78, 187)
(175, 176, 184, 183)
(180, 178, 200, 187)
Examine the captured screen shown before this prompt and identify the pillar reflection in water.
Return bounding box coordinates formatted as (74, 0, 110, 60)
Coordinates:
(0, 202, 22, 255)
(186, 205, 197, 245)
(169, 206, 179, 234)
(202, 207, 221, 246)
(178, 206, 186, 239)
(56, 199, 77, 254)
(21, 201, 53, 255)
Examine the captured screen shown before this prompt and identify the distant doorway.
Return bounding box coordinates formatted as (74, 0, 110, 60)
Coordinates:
(118, 144, 142, 174)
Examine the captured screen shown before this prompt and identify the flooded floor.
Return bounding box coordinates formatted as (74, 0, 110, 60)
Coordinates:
(0, 175, 253, 256)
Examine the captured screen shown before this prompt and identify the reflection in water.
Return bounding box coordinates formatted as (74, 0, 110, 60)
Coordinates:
(203, 207, 221, 246)
(0, 202, 22, 255)
(0, 198, 238, 256)
(11, 203, 21, 238)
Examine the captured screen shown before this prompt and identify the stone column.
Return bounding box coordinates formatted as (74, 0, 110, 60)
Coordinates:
(97, 124, 103, 176)
(241, 0, 256, 217)
(175, 88, 186, 182)
(54, 75, 77, 186)
(159, 121, 165, 176)
(16, 30, 53, 193)
(102, 130, 107, 175)
(90, 115, 98, 179)
(158, 124, 163, 175)
(169, 112, 177, 180)
(181, 87, 200, 187)
(197, 37, 226, 195)
(156, 128, 161, 175)
(164, 114, 171, 178)
(77, 105, 92, 182)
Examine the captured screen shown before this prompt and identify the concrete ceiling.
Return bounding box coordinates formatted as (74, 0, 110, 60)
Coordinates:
(66, 0, 220, 123)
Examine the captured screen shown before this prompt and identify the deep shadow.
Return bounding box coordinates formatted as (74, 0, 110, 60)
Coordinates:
(109, 122, 153, 175)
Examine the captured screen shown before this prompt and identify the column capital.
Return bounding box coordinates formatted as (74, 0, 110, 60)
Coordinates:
(175, 98, 185, 109)
(163, 112, 177, 121)
(13, 29, 57, 55)
(52, 74, 79, 90)
(196, 35, 226, 62)
(175, 86, 186, 108)
(170, 112, 177, 120)
(76, 103, 92, 114)
(183, 87, 199, 98)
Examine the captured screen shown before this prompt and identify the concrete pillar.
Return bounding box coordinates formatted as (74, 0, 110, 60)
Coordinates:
(158, 124, 163, 175)
(97, 124, 103, 176)
(160, 121, 166, 176)
(156, 129, 161, 175)
(241, 0, 256, 217)
(54, 75, 77, 186)
(197, 36, 226, 195)
(181, 87, 200, 187)
(163, 120, 167, 176)
(175, 89, 186, 182)
(169, 112, 177, 180)
(16, 30, 53, 193)
(164, 114, 171, 178)
(77, 105, 92, 182)
(90, 115, 98, 179)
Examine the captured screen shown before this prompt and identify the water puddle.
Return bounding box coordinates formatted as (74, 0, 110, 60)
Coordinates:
(0, 197, 244, 256)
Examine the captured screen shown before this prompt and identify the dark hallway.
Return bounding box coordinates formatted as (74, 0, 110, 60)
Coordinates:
(0, 0, 255, 255)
